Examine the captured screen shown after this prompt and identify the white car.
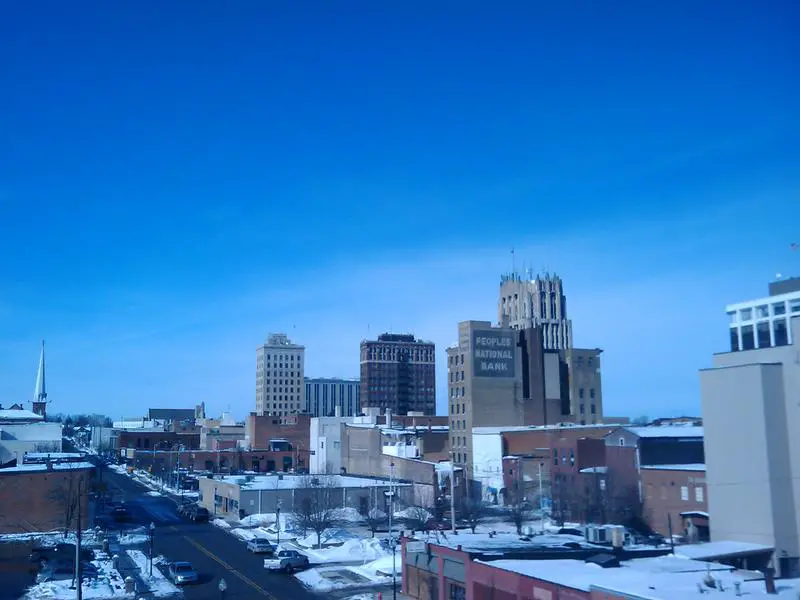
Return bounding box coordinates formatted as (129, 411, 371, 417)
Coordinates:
(246, 539, 274, 554)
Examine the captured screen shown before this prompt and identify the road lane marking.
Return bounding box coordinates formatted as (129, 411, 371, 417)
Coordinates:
(183, 536, 277, 599)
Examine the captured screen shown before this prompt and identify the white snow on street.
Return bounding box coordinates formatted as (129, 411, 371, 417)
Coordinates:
(21, 551, 131, 599)
(127, 550, 181, 597)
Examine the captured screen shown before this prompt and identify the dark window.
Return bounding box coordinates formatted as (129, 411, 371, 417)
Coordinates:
(757, 321, 771, 348)
(591, 404, 596, 414)
(730, 328, 740, 352)
(774, 319, 789, 346)
(590, 388, 596, 399)
(579, 388, 584, 399)
(553, 448, 558, 465)
(741, 325, 755, 350)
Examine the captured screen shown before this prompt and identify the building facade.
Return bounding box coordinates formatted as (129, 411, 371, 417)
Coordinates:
(640, 464, 708, 541)
(498, 272, 573, 350)
(304, 377, 361, 417)
(726, 277, 800, 351)
(699, 312, 800, 577)
(310, 414, 351, 474)
(359, 334, 436, 416)
(256, 333, 305, 416)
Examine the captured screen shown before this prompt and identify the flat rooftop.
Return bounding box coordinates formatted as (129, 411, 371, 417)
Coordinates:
(0, 461, 95, 474)
(676, 541, 775, 560)
(480, 554, 797, 599)
(624, 425, 704, 438)
(209, 473, 412, 491)
(421, 531, 600, 554)
(473, 423, 622, 435)
(641, 463, 706, 472)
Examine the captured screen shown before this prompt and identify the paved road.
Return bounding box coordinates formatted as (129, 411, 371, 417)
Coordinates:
(99, 462, 320, 600)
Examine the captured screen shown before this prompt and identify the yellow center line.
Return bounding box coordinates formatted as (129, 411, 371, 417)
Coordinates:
(184, 535, 276, 599)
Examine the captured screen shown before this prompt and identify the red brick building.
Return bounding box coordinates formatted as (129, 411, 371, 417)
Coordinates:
(116, 430, 201, 452)
(640, 464, 708, 540)
(131, 448, 309, 475)
(245, 413, 310, 452)
(0, 462, 94, 533)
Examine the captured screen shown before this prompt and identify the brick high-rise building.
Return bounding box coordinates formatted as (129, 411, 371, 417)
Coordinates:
(360, 334, 436, 416)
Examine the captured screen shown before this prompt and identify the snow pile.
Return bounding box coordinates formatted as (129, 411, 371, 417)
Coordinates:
(117, 531, 150, 546)
(239, 513, 276, 527)
(296, 528, 359, 549)
(145, 491, 162, 497)
(231, 528, 259, 542)
(331, 507, 364, 523)
(212, 519, 231, 529)
(127, 550, 180, 597)
(301, 538, 389, 564)
(394, 507, 433, 521)
(294, 554, 397, 592)
(368, 508, 387, 520)
(21, 550, 130, 599)
(108, 464, 129, 476)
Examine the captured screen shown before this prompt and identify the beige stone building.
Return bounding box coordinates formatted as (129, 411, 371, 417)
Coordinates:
(256, 333, 305, 416)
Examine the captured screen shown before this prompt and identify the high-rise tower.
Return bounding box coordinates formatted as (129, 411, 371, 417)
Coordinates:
(498, 272, 572, 350)
(32, 340, 48, 418)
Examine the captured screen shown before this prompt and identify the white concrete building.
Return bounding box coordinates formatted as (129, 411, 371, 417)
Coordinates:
(700, 298, 800, 577)
(726, 277, 800, 351)
(256, 333, 305, 417)
(0, 409, 62, 465)
(309, 410, 354, 474)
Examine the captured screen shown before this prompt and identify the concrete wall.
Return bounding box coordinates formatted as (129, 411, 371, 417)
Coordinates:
(310, 416, 351, 474)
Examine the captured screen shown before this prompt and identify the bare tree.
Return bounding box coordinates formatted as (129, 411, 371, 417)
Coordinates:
(460, 495, 487, 533)
(401, 505, 433, 532)
(363, 487, 387, 538)
(504, 500, 533, 536)
(49, 466, 82, 538)
(291, 475, 340, 548)
(550, 474, 576, 527)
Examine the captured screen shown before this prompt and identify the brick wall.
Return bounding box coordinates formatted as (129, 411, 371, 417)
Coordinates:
(640, 467, 708, 537)
(116, 430, 200, 451)
(132, 449, 308, 474)
(245, 414, 310, 451)
(0, 467, 93, 533)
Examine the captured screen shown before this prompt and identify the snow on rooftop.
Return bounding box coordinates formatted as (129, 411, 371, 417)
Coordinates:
(675, 540, 774, 560)
(624, 425, 704, 438)
(211, 473, 410, 491)
(422, 531, 591, 554)
(473, 423, 623, 435)
(0, 408, 44, 421)
(24, 452, 84, 460)
(641, 463, 705, 472)
(579, 466, 608, 474)
(0, 461, 94, 474)
(480, 555, 797, 599)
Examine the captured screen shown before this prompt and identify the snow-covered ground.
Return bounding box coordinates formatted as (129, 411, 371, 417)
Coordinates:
(212, 519, 231, 529)
(21, 550, 132, 599)
(0, 528, 107, 547)
(296, 528, 361, 549)
(127, 550, 181, 597)
(294, 554, 398, 592)
(331, 507, 364, 523)
(117, 528, 150, 546)
(300, 538, 389, 564)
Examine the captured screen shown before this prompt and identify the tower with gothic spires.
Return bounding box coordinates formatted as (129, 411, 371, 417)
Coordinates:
(32, 340, 48, 418)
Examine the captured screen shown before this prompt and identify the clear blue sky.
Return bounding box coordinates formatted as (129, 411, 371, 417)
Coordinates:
(1, 1, 798, 420)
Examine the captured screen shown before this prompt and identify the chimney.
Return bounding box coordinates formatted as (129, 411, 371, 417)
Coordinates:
(335, 405, 342, 418)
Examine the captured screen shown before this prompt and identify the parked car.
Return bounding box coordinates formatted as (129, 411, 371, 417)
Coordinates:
(188, 506, 210, 522)
(36, 560, 98, 583)
(30, 544, 94, 565)
(246, 539, 274, 554)
(177, 502, 195, 516)
(263, 550, 309, 573)
(167, 561, 199, 585)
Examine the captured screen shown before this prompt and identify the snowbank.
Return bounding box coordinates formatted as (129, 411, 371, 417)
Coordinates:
(127, 550, 181, 597)
(300, 538, 389, 564)
(117, 532, 149, 546)
(145, 491, 162, 497)
(294, 555, 396, 593)
(212, 519, 231, 529)
(296, 528, 359, 549)
(331, 507, 364, 523)
(394, 507, 433, 521)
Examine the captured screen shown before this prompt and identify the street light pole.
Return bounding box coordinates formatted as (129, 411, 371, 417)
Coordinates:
(276, 499, 282, 546)
(149, 522, 155, 577)
(218, 577, 227, 600)
(389, 461, 396, 600)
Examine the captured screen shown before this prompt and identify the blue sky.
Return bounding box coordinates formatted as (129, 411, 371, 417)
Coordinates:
(1, 1, 798, 420)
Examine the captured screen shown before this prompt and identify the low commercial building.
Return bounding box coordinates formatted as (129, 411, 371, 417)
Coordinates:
(198, 473, 411, 520)
(244, 413, 310, 453)
(129, 447, 309, 476)
(401, 534, 788, 600)
(0, 408, 63, 465)
(0, 461, 94, 533)
(640, 464, 708, 541)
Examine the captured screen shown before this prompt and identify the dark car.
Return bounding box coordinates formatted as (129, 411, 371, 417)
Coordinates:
(188, 506, 210, 522)
(30, 544, 94, 565)
(168, 561, 199, 585)
(177, 502, 195, 516)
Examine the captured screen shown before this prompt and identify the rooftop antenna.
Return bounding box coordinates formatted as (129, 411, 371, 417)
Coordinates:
(511, 246, 516, 278)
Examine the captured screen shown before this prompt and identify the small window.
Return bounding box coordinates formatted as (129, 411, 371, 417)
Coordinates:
(727, 311, 737, 323)
(579, 388, 585, 399)
(681, 486, 689, 501)
(695, 486, 704, 503)
(773, 302, 786, 316)
(756, 305, 769, 319)
(590, 388, 596, 400)
(553, 448, 558, 465)
(740, 308, 753, 321)
(618, 437, 625, 447)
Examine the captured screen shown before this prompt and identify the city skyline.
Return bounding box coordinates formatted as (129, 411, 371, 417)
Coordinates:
(1, 2, 799, 419)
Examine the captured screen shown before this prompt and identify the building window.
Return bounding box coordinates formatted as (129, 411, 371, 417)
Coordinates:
(756, 305, 769, 319)
(579, 388, 584, 399)
(589, 388, 596, 400)
(580, 404, 585, 414)
(730, 327, 740, 352)
(773, 302, 786, 316)
(619, 437, 624, 446)
(695, 486, 704, 503)
(449, 583, 466, 600)
(590, 404, 596, 414)
(774, 319, 789, 346)
(569, 449, 575, 466)
(681, 486, 689, 501)
(791, 298, 800, 314)
(740, 308, 752, 321)
(757, 321, 771, 348)
(553, 449, 558, 465)
(741, 325, 755, 350)
(727, 311, 736, 323)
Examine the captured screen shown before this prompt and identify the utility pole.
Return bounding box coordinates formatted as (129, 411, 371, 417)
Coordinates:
(667, 513, 675, 554)
(388, 461, 396, 600)
(538, 463, 545, 533)
(75, 478, 83, 600)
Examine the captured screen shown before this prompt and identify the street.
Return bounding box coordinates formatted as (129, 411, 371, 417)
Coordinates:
(100, 462, 320, 600)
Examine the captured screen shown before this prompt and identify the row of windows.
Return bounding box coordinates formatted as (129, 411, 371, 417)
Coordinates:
(730, 318, 790, 351)
(451, 419, 466, 430)
(647, 483, 704, 503)
(449, 370, 465, 382)
(729, 299, 800, 324)
(451, 435, 467, 447)
(450, 387, 465, 398)
(453, 451, 468, 463)
(578, 388, 597, 400)
(363, 346, 435, 362)
(448, 354, 465, 366)
(553, 448, 575, 466)
(578, 404, 597, 415)
(450, 402, 466, 415)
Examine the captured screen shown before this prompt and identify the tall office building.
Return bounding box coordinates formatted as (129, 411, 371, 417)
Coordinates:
(726, 277, 800, 351)
(360, 333, 436, 416)
(498, 272, 572, 349)
(699, 280, 800, 577)
(256, 333, 305, 417)
(304, 377, 361, 417)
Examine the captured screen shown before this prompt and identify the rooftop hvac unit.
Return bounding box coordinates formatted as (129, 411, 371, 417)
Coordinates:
(585, 525, 609, 544)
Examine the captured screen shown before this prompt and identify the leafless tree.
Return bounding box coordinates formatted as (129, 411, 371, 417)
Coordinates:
(48, 465, 83, 538)
(550, 474, 577, 527)
(291, 475, 340, 548)
(363, 487, 388, 538)
(460, 495, 487, 533)
(401, 505, 434, 532)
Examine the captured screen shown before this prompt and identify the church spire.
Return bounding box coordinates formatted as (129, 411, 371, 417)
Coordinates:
(32, 340, 47, 417)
